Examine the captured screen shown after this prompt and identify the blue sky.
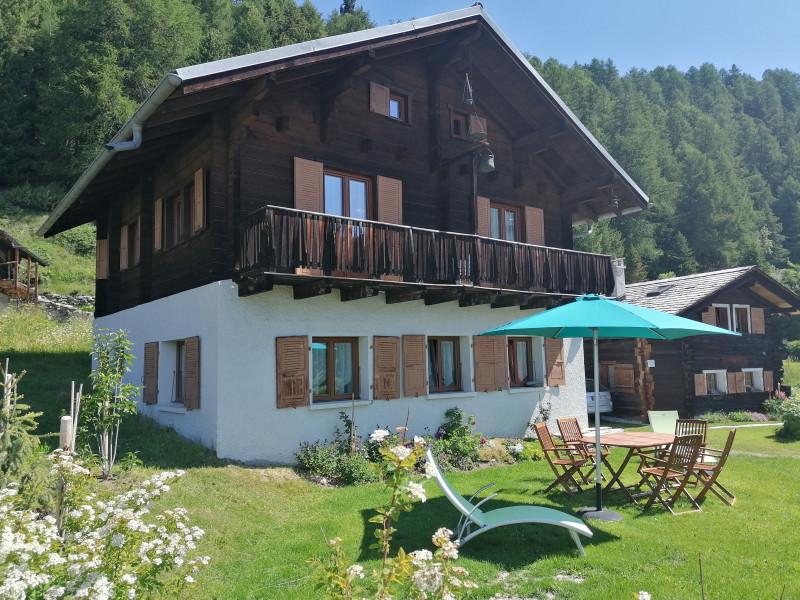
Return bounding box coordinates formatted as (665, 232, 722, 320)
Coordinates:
(313, 1, 800, 79)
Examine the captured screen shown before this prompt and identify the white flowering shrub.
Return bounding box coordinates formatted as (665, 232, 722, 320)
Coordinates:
(0, 451, 209, 599)
(308, 432, 478, 599)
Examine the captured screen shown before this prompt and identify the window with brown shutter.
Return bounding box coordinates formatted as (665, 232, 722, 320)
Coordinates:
(370, 82, 390, 116)
(96, 239, 109, 280)
(312, 337, 360, 401)
(476, 196, 490, 237)
(154, 198, 163, 251)
(508, 337, 536, 387)
(473, 336, 507, 392)
(119, 225, 129, 270)
(701, 308, 715, 325)
(614, 364, 635, 391)
(183, 336, 200, 410)
(373, 336, 400, 400)
(764, 370, 774, 393)
(143, 342, 159, 405)
(294, 157, 324, 213)
(276, 336, 310, 408)
(694, 373, 707, 396)
(727, 371, 744, 395)
(377, 176, 402, 224)
(192, 168, 205, 234)
(525, 206, 545, 246)
(403, 335, 427, 397)
(751, 307, 766, 334)
(545, 338, 565, 387)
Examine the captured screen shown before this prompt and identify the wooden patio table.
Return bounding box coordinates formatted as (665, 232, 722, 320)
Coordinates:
(580, 431, 676, 502)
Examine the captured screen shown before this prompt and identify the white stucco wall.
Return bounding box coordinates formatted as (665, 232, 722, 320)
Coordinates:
(100, 281, 589, 464)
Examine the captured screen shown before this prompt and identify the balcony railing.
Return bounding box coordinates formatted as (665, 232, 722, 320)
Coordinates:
(239, 205, 614, 296)
(0, 260, 40, 298)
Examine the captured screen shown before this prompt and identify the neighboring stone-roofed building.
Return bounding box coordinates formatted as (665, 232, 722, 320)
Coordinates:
(594, 266, 800, 421)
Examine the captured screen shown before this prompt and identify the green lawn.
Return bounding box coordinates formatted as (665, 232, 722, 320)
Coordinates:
(3, 309, 799, 599)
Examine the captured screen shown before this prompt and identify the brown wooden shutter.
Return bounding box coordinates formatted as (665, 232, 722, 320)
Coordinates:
(701, 308, 715, 325)
(694, 373, 707, 395)
(133, 217, 141, 266)
(96, 239, 109, 280)
(733, 371, 746, 394)
(276, 336, 310, 408)
(727, 372, 738, 394)
(373, 336, 400, 400)
(764, 370, 774, 393)
(545, 338, 565, 387)
(192, 168, 205, 233)
(476, 196, 490, 237)
(294, 157, 324, 212)
(143, 342, 159, 405)
(119, 225, 129, 270)
(524, 206, 545, 246)
(615, 363, 635, 391)
(377, 176, 403, 224)
(403, 335, 427, 398)
(751, 307, 765, 334)
(468, 114, 487, 139)
(183, 336, 200, 410)
(370, 81, 390, 116)
(473, 336, 507, 392)
(154, 198, 163, 251)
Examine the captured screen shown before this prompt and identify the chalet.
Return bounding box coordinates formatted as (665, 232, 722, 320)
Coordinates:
(0, 230, 47, 307)
(595, 266, 800, 421)
(39, 6, 649, 463)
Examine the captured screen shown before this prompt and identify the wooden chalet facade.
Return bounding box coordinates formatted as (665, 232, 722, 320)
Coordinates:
(594, 266, 800, 421)
(0, 230, 47, 303)
(40, 7, 649, 463)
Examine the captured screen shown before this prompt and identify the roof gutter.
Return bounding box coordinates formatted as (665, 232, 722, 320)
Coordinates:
(37, 73, 183, 237)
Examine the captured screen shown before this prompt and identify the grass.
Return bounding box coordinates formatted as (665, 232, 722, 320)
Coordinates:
(4, 306, 800, 599)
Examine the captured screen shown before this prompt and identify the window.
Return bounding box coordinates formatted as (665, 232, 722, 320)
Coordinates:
(490, 203, 519, 241)
(119, 219, 140, 270)
(312, 337, 359, 401)
(142, 337, 200, 409)
(155, 168, 205, 251)
(742, 368, 764, 392)
(389, 92, 408, 121)
(370, 81, 411, 123)
(508, 337, 535, 387)
(733, 305, 751, 333)
(324, 171, 370, 219)
(712, 304, 731, 329)
(704, 370, 727, 394)
(428, 336, 461, 392)
(451, 110, 468, 139)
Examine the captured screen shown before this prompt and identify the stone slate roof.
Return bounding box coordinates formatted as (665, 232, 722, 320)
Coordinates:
(620, 266, 756, 315)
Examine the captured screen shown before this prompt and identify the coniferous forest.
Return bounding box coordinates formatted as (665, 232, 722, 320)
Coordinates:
(3, 0, 800, 292)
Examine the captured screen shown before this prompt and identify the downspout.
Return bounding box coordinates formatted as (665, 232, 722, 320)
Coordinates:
(37, 73, 183, 237)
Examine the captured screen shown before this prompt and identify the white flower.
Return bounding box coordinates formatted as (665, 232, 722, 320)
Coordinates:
(369, 429, 390, 443)
(440, 540, 459, 559)
(389, 445, 412, 461)
(413, 436, 425, 445)
(409, 549, 433, 565)
(638, 593, 652, 600)
(424, 461, 438, 479)
(405, 481, 427, 502)
(111, 533, 126, 548)
(121, 573, 137, 584)
(432, 528, 454, 546)
(185, 575, 195, 583)
(346, 564, 365, 579)
(411, 563, 443, 593)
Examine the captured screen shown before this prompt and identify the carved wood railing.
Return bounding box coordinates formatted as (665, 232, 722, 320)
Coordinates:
(0, 259, 39, 298)
(239, 205, 615, 296)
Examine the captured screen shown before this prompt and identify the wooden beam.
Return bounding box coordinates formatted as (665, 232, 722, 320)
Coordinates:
(339, 283, 379, 301)
(458, 291, 498, 307)
(491, 293, 532, 309)
(384, 288, 423, 304)
(237, 274, 274, 297)
(561, 174, 615, 203)
(424, 288, 461, 306)
(293, 279, 332, 300)
(513, 121, 570, 153)
(520, 296, 560, 311)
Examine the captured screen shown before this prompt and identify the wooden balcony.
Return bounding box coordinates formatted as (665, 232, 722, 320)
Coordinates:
(237, 206, 615, 304)
(0, 260, 41, 299)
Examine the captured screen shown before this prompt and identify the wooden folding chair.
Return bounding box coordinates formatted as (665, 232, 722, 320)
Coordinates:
(693, 428, 737, 506)
(633, 434, 703, 515)
(556, 417, 612, 484)
(534, 422, 589, 496)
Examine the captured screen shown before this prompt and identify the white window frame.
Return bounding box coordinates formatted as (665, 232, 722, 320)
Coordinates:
(741, 368, 764, 392)
(733, 304, 751, 334)
(712, 304, 732, 330)
(703, 369, 728, 394)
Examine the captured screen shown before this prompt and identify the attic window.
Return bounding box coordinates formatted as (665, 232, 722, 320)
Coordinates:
(370, 82, 411, 123)
(645, 284, 673, 297)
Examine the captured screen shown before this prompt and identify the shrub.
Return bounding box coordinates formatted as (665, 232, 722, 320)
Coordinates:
(432, 407, 482, 471)
(786, 340, 800, 362)
(476, 438, 514, 464)
(336, 452, 380, 485)
(763, 390, 800, 420)
(777, 403, 800, 441)
(296, 440, 341, 480)
(698, 411, 731, 424)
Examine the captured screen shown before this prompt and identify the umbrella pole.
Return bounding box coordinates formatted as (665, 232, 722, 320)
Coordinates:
(578, 329, 623, 522)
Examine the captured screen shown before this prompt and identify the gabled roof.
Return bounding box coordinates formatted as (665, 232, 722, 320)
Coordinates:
(0, 230, 48, 266)
(621, 266, 800, 316)
(39, 5, 649, 237)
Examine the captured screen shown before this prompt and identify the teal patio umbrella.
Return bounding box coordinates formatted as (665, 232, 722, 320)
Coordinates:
(481, 294, 739, 520)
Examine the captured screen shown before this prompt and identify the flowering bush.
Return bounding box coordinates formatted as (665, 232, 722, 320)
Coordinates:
(308, 432, 478, 599)
(431, 407, 482, 471)
(0, 451, 210, 599)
